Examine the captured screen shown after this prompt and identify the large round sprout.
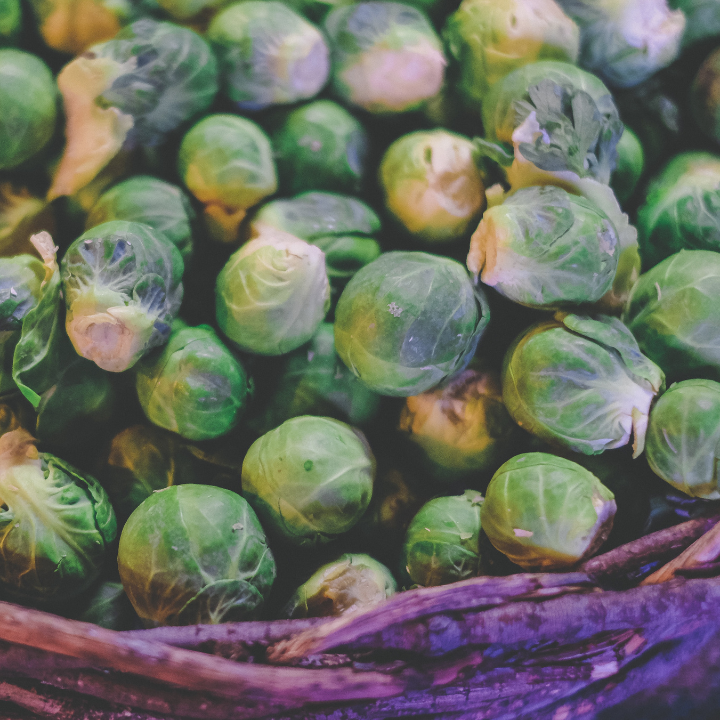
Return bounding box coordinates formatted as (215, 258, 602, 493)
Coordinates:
(503, 313, 665, 456)
(482, 60, 623, 183)
(208, 1, 330, 111)
(324, 2, 446, 114)
(442, 0, 579, 105)
(0, 50, 57, 170)
(379, 130, 486, 244)
(555, 0, 685, 89)
(216, 228, 330, 356)
(0, 0, 21, 45)
(645, 380, 720, 499)
(334, 252, 490, 396)
(61, 221, 184, 373)
(402, 490, 484, 587)
(135, 322, 252, 441)
(623, 250, 720, 382)
(0, 430, 117, 604)
(249, 322, 381, 435)
(272, 101, 368, 196)
(87, 176, 196, 263)
(118, 484, 276, 626)
(282, 553, 396, 618)
(481, 453, 616, 570)
(178, 114, 277, 244)
(398, 365, 516, 483)
(611, 127, 644, 205)
(242, 416, 375, 546)
(467, 186, 619, 309)
(637, 153, 720, 269)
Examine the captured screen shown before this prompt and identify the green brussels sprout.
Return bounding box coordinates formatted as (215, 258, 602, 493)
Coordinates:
(442, 0, 580, 106)
(87, 176, 196, 264)
(402, 489, 484, 587)
(623, 250, 720, 382)
(97, 424, 202, 522)
(0, 183, 55, 258)
(136, 321, 252, 441)
(252, 193, 382, 302)
(178, 114, 277, 244)
(49, 19, 218, 200)
(503, 313, 665, 456)
(0, 430, 117, 604)
(216, 228, 330, 356)
(671, 0, 720, 47)
(0, 0, 20, 45)
(637, 152, 720, 269)
(272, 101, 368, 196)
(242, 416, 375, 546)
(481, 452, 616, 570)
(118, 484, 276, 626)
(334, 252, 490, 397)
(398, 365, 516, 483)
(0, 50, 57, 171)
(483, 60, 623, 184)
(208, 1, 330, 111)
(467, 186, 619, 308)
(555, 0, 685, 89)
(379, 130, 486, 244)
(282, 553, 396, 618)
(645, 379, 720, 499)
(324, 2, 446, 114)
(61, 221, 184, 373)
(249, 323, 381, 435)
(692, 47, 720, 146)
(610, 126, 644, 205)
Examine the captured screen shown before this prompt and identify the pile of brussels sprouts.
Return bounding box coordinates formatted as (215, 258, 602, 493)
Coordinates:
(3, 0, 720, 630)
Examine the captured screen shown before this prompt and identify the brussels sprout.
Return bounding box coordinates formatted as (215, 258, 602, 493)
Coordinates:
(61, 221, 184, 373)
(0, 50, 57, 171)
(692, 47, 720, 146)
(49, 20, 218, 200)
(27, 0, 143, 55)
(216, 228, 330, 356)
(481, 453, 616, 570)
(0, 183, 55, 258)
(0, 0, 20, 45)
(645, 379, 720, 499)
(136, 321, 252, 441)
(118, 484, 276, 626)
(98, 424, 201, 522)
(73, 581, 138, 631)
(252, 193, 382, 300)
(623, 250, 720, 382)
(334, 252, 490, 397)
(87, 176, 196, 263)
(402, 489, 484, 586)
(610, 126, 644, 205)
(503, 313, 665, 456)
(249, 323, 380, 435)
(242, 416, 375, 546)
(483, 60, 623, 184)
(443, 0, 580, 106)
(272, 101, 368, 196)
(282, 553, 396, 618)
(0, 430, 117, 604)
(467, 186, 619, 308)
(324, 2, 446, 114)
(637, 153, 720, 269)
(208, 1, 330, 111)
(398, 365, 516, 483)
(379, 130, 486, 244)
(555, 0, 685, 89)
(671, 0, 720, 47)
(178, 114, 277, 244)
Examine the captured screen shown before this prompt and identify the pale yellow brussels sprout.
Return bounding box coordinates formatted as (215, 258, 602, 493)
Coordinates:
(380, 130, 486, 243)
